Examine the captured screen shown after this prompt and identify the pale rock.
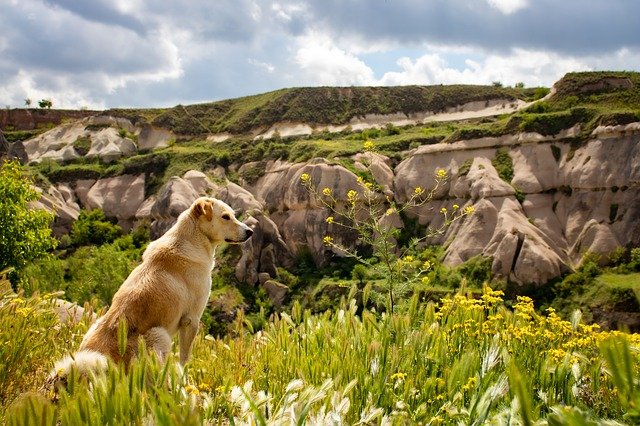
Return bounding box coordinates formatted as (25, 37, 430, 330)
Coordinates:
(467, 161, 515, 200)
(32, 185, 80, 235)
(135, 196, 157, 221)
(74, 179, 97, 207)
(149, 177, 200, 236)
(570, 220, 621, 265)
(85, 174, 145, 224)
(137, 124, 173, 150)
(236, 213, 292, 284)
(262, 280, 289, 308)
(183, 170, 212, 194)
(352, 152, 394, 196)
(216, 182, 263, 213)
(86, 128, 137, 163)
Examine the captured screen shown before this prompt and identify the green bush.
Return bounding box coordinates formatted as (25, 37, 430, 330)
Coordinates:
(0, 160, 57, 286)
(72, 136, 92, 155)
(458, 158, 473, 177)
(458, 255, 493, 286)
(70, 209, 122, 247)
(492, 148, 514, 183)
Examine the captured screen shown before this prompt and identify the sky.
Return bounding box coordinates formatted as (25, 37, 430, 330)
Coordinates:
(1, 0, 639, 110)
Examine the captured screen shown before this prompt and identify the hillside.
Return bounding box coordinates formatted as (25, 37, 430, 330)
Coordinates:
(1, 71, 640, 332)
(108, 84, 535, 136)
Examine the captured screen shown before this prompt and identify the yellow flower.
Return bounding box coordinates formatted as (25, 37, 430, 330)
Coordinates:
(414, 186, 424, 195)
(198, 383, 212, 392)
(421, 276, 430, 285)
(326, 216, 334, 224)
(185, 384, 200, 395)
(347, 190, 358, 203)
(464, 205, 475, 215)
(403, 255, 414, 262)
(391, 372, 406, 381)
(323, 236, 333, 245)
(453, 204, 459, 210)
(385, 208, 395, 216)
(423, 260, 432, 270)
(436, 169, 447, 179)
(300, 173, 311, 184)
(322, 187, 332, 196)
(440, 207, 447, 214)
(363, 140, 375, 151)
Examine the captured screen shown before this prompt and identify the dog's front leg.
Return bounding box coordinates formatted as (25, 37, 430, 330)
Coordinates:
(178, 316, 199, 364)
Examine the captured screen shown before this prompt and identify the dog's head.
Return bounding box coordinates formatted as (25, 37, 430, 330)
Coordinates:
(191, 197, 253, 244)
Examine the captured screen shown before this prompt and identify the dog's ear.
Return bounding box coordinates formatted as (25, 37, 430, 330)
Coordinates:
(192, 199, 213, 221)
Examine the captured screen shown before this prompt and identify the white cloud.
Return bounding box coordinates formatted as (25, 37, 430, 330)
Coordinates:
(294, 32, 376, 85)
(378, 48, 592, 87)
(248, 58, 275, 73)
(486, 0, 529, 15)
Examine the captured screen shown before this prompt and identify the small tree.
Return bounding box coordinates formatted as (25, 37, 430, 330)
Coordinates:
(300, 142, 473, 311)
(515, 82, 525, 89)
(38, 99, 53, 109)
(0, 160, 57, 287)
(24, 98, 32, 108)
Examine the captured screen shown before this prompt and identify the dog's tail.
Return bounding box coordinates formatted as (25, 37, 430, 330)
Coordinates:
(43, 350, 108, 394)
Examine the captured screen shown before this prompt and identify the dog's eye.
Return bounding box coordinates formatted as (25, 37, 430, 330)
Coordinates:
(222, 214, 231, 221)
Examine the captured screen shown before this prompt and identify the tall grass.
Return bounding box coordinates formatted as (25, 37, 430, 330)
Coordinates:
(2, 279, 639, 424)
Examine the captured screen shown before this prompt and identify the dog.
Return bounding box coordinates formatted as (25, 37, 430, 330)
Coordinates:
(46, 197, 253, 389)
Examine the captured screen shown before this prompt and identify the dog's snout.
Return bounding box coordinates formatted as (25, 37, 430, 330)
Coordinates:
(245, 228, 254, 238)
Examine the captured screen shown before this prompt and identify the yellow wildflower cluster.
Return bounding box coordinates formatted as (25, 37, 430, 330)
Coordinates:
(322, 187, 332, 196)
(391, 372, 406, 381)
(363, 140, 375, 151)
(325, 216, 334, 224)
(414, 186, 424, 195)
(323, 236, 333, 245)
(436, 169, 447, 179)
(434, 287, 640, 368)
(347, 190, 358, 204)
(300, 173, 311, 184)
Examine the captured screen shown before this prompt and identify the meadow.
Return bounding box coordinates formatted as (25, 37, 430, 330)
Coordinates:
(1, 275, 639, 425)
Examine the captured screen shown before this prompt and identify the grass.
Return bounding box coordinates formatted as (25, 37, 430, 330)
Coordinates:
(107, 85, 527, 137)
(2, 279, 640, 424)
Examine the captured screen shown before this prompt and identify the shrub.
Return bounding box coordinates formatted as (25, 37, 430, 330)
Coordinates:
(0, 160, 56, 286)
(70, 209, 122, 247)
(72, 136, 92, 155)
(458, 255, 493, 286)
(458, 158, 473, 177)
(492, 148, 513, 183)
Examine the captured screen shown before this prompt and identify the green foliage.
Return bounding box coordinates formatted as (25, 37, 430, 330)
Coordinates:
(492, 148, 514, 183)
(2, 288, 639, 423)
(458, 255, 493, 286)
(0, 160, 56, 286)
(70, 209, 122, 247)
(518, 107, 596, 136)
(72, 136, 91, 155)
(533, 87, 550, 100)
(38, 99, 53, 109)
(24, 242, 138, 305)
(138, 85, 525, 136)
(458, 158, 474, 177)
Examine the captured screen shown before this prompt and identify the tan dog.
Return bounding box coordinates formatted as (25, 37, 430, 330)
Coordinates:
(47, 197, 253, 386)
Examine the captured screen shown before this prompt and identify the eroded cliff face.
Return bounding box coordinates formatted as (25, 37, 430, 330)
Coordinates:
(237, 122, 640, 287)
(30, 119, 640, 288)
